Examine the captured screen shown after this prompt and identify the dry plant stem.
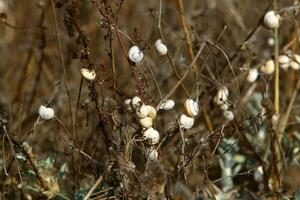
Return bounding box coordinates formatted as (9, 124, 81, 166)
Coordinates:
(158, 0, 189, 96)
(75, 77, 83, 143)
(110, 39, 117, 99)
(2, 126, 23, 184)
(176, 0, 196, 72)
(83, 175, 103, 200)
(156, 42, 205, 110)
(144, 57, 163, 99)
(51, 0, 73, 131)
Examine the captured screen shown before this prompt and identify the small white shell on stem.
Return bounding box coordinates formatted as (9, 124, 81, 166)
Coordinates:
(143, 127, 160, 145)
(128, 46, 144, 63)
(38, 105, 54, 120)
(260, 60, 275, 74)
(279, 55, 290, 70)
(139, 117, 153, 128)
(179, 114, 195, 129)
(290, 54, 300, 70)
(223, 110, 234, 121)
(131, 96, 141, 110)
(263, 11, 280, 29)
(154, 39, 168, 55)
(184, 99, 199, 117)
(160, 99, 175, 110)
(146, 148, 158, 160)
(124, 99, 133, 112)
(246, 69, 259, 83)
(214, 87, 229, 105)
(80, 68, 96, 81)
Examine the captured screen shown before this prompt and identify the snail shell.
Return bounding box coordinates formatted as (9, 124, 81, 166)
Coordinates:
(146, 148, 158, 160)
(179, 114, 195, 129)
(140, 117, 153, 128)
(223, 110, 234, 121)
(131, 96, 141, 110)
(161, 99, 175, 110)
(154, 39, 168, 55)
(279, 55, 290, 70)
(260, 59, 275, 74)
(220, 103, 229, 111)
(263, 11, 280, 29)
(143, 127, 160, 145)
(124, 99, 133, 112)
(38, 105, 54, 120)
(184, 99, 199, 117)
(80, 68, 96, 81)
(246, 69, 259, 83)
(128, 46, 144, 63)
(290, 54, 300, 70)
(136, 104, 157, 119)
(214, 87, 229, 105)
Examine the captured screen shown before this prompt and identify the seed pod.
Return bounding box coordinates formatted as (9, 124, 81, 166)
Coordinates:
(143, 127, 160, 145)
(179, 114, 195, 129)
(80, 68, 96, 81)
(184, 99, 199, 117)
(128, 46, 144, 63)
(38, 105, 54, 120)
(154, 39, 168, 55)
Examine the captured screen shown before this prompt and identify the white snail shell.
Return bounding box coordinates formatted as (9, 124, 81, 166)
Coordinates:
(279, 55, 290, 70)
(124, 99, 133, 112)
(143, 127, 160, 145)
(139, 117, 153, 128)
(290, 54, 300, 70)
(214, 87, 229, 105)
(160, 99, 175, 110)
(271, 113, 280, 129)
(136, 104, 157, 119)
(184, 99, 199, 117)
(80, 68, 96, 81)
(131, 96, 141, 110)
(263, 11, 280, 29)
(246, 69, 259, 83)
(220, 103, 229, 111)
(38, 105, 54, 120)
(0, 1, 7, 13)
(260, 60, 275, 74)
(223, 110, 234, 121)
(154, 39, 168, 56)
(179, 114, 195, 129)
(128, 46, 144, 63)
(146, 148, 158, 160)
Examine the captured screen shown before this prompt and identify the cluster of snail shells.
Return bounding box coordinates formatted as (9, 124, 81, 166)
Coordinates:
(38, 105, 55, 120)
(179, 99, 199, 129)
(214, 87, 234, 121)
(263, 10, 280, 29)
(279, 54, 300, 71)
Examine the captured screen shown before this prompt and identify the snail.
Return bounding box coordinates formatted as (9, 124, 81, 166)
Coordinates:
(223, 110, 234, 121)
(154, 39, 168, 56)
(38, 105, 54, 120)
(214, 87, 229, 105)
(131, 96, 141, 110)
(278, 55, 290, 70)
(80, 68, 96, 81)
(246, 68, 259, 83)
(160, 99, 175, 110)
(124, 99, 133, 112)
(143, 127, 160, 145)
(184, 99, 199, 117)
(220, 103, 229, 111)
(146, 147, 158, 160)
(136, 104, 157, 119)
(179, 114, 195, 129)
(290, 54, 300, 70)
(260, 59, 275, 74)
(140, 117, 153, 128)
(128, 45, 144, 63)
(263, 10, 280, 29)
